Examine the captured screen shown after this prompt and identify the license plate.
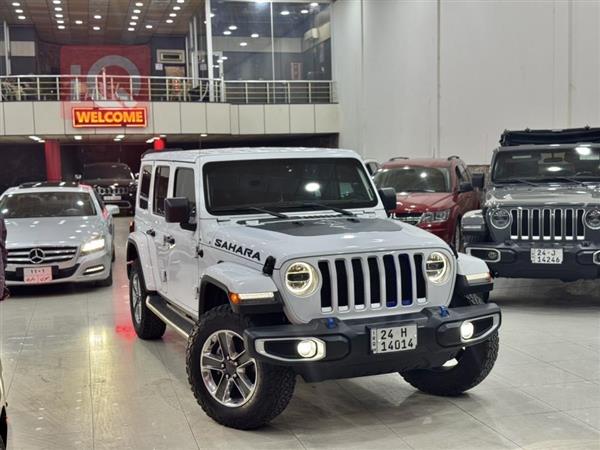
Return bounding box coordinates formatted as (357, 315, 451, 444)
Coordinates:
(23, 267, 53, 284)
(370, 324, 417, 354)
(104, 195, 121, 201)
(530, 248, 563, 264)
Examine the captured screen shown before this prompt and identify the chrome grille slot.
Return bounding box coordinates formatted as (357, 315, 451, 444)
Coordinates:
(7, 246, 78, 264)
(317, 252, 426, 314)
(509, 208, 585, 241)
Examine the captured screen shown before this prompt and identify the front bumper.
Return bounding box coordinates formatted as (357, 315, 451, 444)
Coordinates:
(244, 303, 501, 382)
(6, 250, 112, 286)
(466, 241, 600, 281)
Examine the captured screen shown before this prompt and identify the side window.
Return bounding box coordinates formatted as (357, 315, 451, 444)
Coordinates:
(153, 166, 170, 216)
(139, 165, 152, 210)
(455, 166, 465, 182)
(174, 167, 197, 220)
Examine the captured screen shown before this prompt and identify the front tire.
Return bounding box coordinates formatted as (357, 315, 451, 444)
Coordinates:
(129, 259, 166, 340)
(400, 293, 499, 396)
(186, 304, 296, 430)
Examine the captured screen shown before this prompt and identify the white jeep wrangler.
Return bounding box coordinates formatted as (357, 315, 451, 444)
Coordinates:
(127, 147, 501, 430)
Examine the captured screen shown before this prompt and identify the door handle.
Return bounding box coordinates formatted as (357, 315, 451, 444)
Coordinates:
(146, 229, 156, 237)
(164, 235, 175, 246)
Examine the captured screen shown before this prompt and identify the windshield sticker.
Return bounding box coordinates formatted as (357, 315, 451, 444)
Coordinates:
(214, 239, 261, 261)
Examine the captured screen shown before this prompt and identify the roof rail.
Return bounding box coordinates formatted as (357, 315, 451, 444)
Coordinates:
(141, 147, 186, 157)
(18, 181, 80, 188)
(388, 156, 409, 161)
(447, 155, 460, 161)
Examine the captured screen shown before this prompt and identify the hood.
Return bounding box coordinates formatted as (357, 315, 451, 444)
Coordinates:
(394, 192, 454, 213)
(84, 178, 136, 187)
(486, 184, 600, 207)
(5, 216, 106, 248)
(209, 217, 449, 268)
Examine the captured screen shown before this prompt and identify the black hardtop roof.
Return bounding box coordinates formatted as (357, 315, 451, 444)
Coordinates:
(500, 126, 600, 147)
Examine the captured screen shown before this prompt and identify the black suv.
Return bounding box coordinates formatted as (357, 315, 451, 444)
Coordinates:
(80, 162, 137, 215)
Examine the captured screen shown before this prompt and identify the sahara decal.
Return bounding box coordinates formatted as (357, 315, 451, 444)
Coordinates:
(214, 239, 261, 261)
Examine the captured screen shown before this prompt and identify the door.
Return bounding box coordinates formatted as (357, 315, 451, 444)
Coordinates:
(149, 164, 172, 296)
(165, 165, 200, 313)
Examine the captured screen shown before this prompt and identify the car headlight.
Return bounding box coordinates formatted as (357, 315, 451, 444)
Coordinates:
(425, 251, 450, 284)
(81, 236, 106, 254)
(285, 262, 319, 297)
(420, 209, 450, 223)
(584, 208, 600, 230)
(489, 208, 511, 229)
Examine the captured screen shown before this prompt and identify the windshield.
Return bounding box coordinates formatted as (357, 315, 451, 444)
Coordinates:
(492, 147, 600, 183)
(0, 192, 97, 218)
(83, 163, 132, 180)
(204, 158, 378, 215)
(373, 166, 450, 193)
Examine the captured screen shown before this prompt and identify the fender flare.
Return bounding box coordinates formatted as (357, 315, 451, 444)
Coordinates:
(126, 234, 158, 292)
(455, 252, 493, 296)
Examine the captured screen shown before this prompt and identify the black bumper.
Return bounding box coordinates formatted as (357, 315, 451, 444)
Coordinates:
(244, 303, 501, 383)
(466, 242, 600, 281)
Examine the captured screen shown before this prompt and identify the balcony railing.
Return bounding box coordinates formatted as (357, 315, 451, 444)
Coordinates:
(0, 75, 337, 104)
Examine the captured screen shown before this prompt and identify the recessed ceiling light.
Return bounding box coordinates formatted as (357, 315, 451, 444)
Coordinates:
(74, 135, 82, 140)
(221, 56, 228, 60)
(131, 15, 139, 20)
(57, 19, 64, 24)
(135, 2, 143, 6)
(11, 2, 20, 6)
(94, 14, 102, 19)
(17, 15, 26, 20)
(210, 13, 215, 17)
(52, 0, 61, 3)
(129, 21, 137, 26)
(201, 133, 207, 137)
(54, 7, 62, 11)
(93, 26, 100, 30)
(57, 25, 65, 29)
(239, 42, 247, 47)
(223, 30, 231, 35)
(73, 20, 82, 25)
(15, 9, 23, 13)
(145, 24, 153, 29)
(173, 6, 181, 11)
(301, 9, 308, 14)
(228, 25, 237, 30)
(165, 19, 173, 24)
(251, 33, 259, 38)
(310, 2, 318, 6)
(176, 0, 185, 3)
(128, 27, 135, 31)
(169, 12, 177, 17)
(55, 13, 63, 18)
(280, 10, 290, 16)
(133, 9, 141, 13)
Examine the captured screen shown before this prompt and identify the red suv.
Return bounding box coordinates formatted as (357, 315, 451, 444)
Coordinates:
(373, 156, 480, 250)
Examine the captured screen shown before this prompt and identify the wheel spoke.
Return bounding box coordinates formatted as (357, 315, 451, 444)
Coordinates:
(214, 376, 232, 402)
(233, 373, 253, 399)
(202, 353, 224, 371)
(233, 349, 251, 366)
(217, 332, 233, 359)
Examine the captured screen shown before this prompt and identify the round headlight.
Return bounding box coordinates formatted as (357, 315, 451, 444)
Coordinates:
(285, 262, 319, 297)
(585, 208, 600, 230)
(489, 208, 511, 229)
(425, 252, 450, 284)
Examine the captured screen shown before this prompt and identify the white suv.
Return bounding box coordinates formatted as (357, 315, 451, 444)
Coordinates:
(127, 147, 501, 430)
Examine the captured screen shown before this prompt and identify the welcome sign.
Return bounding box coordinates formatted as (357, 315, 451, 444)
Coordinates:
(72, 107, 147, 128)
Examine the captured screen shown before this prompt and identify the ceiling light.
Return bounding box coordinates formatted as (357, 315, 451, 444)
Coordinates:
(55, 13, 63, 18)
(131, 15, 139, 20)
(57, 20, 64, 24)
(116, 134, 125, 139)
(17, 15, 26, 20)
(75, 20, 83, 24)
(74, 135, 82, 140)
(169, 13, 177, 17)
(29, 136, 41, 141)
(301, 9, 308, 14)
(129, 22, 137, 26)
(52, 0, 61, 3)
(93, 26, 100, 31)
(145, 137, 155, 144)
(54, 7, 62, 11)
(145, 24, 153, 29)
(135, 2, 143, 6)
(210, 13, 215, 17)
(221, 56, 228, 60)
(114, 138, 122, 142)
(310, 2, 319, 6)
(201, 133, 207, 137)
(57, 25, 65, 30)
(11, 2, 20, 6)
(228, 25, 237, 30)
(176, 0, 185, 3)
(239, 42, 248, 47)
(94, 14, 102, 19)
(133, 9, 141, 13)
(15, 9, 23, 13)
(280, 10, 290, 16)
(251, 33, 259, 38)
(128, 27, 135, 31)
(223, 30, 231, 35)
(173, 6, 181, 11)
(165, 19, 173, 23)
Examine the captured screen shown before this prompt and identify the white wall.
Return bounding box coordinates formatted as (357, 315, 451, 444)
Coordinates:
(333, 0, 600, 164)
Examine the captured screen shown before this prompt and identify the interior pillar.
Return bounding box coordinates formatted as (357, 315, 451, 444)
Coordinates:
(44, 139, 62, 182)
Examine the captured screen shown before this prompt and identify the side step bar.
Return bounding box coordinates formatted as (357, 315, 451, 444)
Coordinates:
(146, 294, 195, 339)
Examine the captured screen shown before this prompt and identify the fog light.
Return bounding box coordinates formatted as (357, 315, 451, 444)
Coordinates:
(460, 321, 475, 340)
(487, 251, 498, 260)
(297, 340, 318, 358)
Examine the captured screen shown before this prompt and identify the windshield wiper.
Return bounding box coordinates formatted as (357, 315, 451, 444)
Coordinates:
(299, 202, 356, 217)
(212, 205, 290, 219)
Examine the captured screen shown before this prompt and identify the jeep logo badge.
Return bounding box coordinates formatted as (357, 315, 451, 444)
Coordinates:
(29, 248, 45, 264)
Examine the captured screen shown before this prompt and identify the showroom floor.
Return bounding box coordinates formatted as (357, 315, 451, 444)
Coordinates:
(0, 218, 599, 450)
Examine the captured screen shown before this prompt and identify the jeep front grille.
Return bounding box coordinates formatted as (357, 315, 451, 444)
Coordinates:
(316, 253, 427, 313)
(7, 246, 79, 264)
(96, 186, 129, 195)
(509, 208, 585, 241)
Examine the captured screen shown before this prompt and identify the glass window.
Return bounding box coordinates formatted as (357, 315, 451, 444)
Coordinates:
(153, 166, 171, 216)
(139, 165, 152, 210)
(174, 167, 197, 220)
(374, 167, 451, 193)
(83, 163, 133, 180)
(0, 192, 97, 218)
(204, 158, 377, 215)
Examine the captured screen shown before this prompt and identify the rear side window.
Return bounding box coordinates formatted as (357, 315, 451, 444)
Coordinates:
(153, 166, 170, 216)
(139, 165, 152, 210)
(174, 168, 196, 213)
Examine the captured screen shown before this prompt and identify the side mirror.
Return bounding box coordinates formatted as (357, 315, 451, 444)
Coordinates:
(378, 188, 397, 212)
(458, 182, 474, 193)
(105, 205, 120, 216)
(471, 173, 485, 189)
(134, 173, 140, 180)
(165, 197, 190, 224)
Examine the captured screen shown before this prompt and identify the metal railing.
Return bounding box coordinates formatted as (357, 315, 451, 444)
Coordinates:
(0, 75, 337, 104)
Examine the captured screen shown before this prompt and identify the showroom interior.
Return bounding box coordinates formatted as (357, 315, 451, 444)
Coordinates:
(0, 0, 598, 449)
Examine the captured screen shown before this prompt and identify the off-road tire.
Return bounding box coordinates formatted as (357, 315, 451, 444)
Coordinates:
(96, 264, 113, 287)
(186, 304, 296, 430)
(129, 259, 166, 340)
(400, 293, 499, 396)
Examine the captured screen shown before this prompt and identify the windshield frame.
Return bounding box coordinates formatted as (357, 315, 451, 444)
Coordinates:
(0, 190, 98, 219)
(373, 165, 452, 194)
(202, 157, 380, 216)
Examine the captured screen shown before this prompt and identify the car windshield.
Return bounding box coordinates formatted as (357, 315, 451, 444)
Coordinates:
(204, 158, 378, 215)
(373, 166, 450, 193)
(492, 147, 600, 183)
(83, 163, 132, 180)
(0, 192, 97, 218)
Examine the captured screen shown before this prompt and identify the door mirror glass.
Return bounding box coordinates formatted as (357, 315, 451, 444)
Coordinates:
(378, 188, 397, 212)
(458, 182, 474, 193)
(165, 197, 190, 224)
(472, 173, 485, 189)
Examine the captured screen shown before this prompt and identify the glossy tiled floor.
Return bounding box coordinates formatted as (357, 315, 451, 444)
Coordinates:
(1, 218, 599, 449)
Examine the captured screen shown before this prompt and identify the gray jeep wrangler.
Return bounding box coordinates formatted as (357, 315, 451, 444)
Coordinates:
(127, 147, 501, 429)
(464, 127, 600, 281)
